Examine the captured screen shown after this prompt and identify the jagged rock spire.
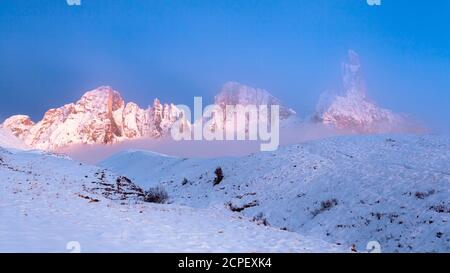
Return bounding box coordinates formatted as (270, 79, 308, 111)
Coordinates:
(315, 50, 407, 133)
(342, 50, 366, 98)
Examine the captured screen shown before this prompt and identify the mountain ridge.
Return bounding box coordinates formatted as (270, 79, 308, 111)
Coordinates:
(1, 82, 297, 151)
(1, 86, 185, 150)
(1, 51, 423, 151)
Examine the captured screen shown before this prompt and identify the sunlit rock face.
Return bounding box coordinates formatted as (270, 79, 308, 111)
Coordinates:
(1, 83, 297, 150)
(1, 86, 186, 150)
(2, 115, 35, 138)
(315, 50, 413, 134)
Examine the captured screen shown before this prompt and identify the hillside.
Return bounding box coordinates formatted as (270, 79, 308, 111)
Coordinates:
(102, 134, 450, 252)
(0, 146, 339, 252)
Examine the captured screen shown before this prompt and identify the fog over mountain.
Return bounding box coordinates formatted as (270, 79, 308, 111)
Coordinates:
(0, 51, 425, 162)
(313, 50, 423, 134)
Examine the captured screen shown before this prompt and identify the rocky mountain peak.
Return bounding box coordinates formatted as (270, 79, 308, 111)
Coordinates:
(215, 81, 296, 119)
(1, 87, 185, 150)
(78, 86, 125, 113)
(315, 50, 409, 133)
(2, 115, 35, 138)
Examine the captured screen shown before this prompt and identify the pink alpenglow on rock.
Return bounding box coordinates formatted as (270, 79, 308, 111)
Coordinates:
(315, 50, 423, 134)
(1, 86, 186, 150)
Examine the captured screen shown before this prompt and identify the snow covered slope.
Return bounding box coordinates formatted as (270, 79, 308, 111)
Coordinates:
(0, 147, 340, 252)
(102, 135, 450, 253)
(0, 126, 27, 150)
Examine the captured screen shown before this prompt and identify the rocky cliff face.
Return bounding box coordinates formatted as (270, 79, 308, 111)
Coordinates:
(2, 115, 35, 138)
(2, 86, 185, 150)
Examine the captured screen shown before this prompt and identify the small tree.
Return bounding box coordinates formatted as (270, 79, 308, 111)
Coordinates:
(213, 167, 224, 186)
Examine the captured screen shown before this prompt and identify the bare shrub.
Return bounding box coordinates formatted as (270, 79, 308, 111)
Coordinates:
(415, 190, 435, 199)
(213, 167, 224, 186)
(182, 178, 189, 186)
(144, 186, 169, 204)
(252, 212, 269, 226)
(311, 198, 338, 217)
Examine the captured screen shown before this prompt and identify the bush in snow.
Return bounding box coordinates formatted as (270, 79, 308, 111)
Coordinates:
(430, 203, 450, 213)
(182, 177, 189, 186)
(213, 167, 224, 186)
(311, 198, 338, 217)
(228, 200, 259, 212)
(414, 190, 435, 199)
(252, 212, 269, 226)
(144, 186, 169, 204)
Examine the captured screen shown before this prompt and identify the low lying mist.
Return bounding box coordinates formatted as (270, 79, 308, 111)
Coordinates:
(59, 122, 359, 164)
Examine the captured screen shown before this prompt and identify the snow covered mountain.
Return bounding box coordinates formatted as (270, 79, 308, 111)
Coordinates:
(0, 145, 340, 252)
(314, 50, 412, 133)
(215, 82, 296, 120)
(206, 82, 298, 134)
(1, 53, 421, 152)
(1, 86, 185, 150)
(102, 135, 450, 253)
(1, 83, 298, 151)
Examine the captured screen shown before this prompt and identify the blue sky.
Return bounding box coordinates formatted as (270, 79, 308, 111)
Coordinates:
(0, 0, 449, 131)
